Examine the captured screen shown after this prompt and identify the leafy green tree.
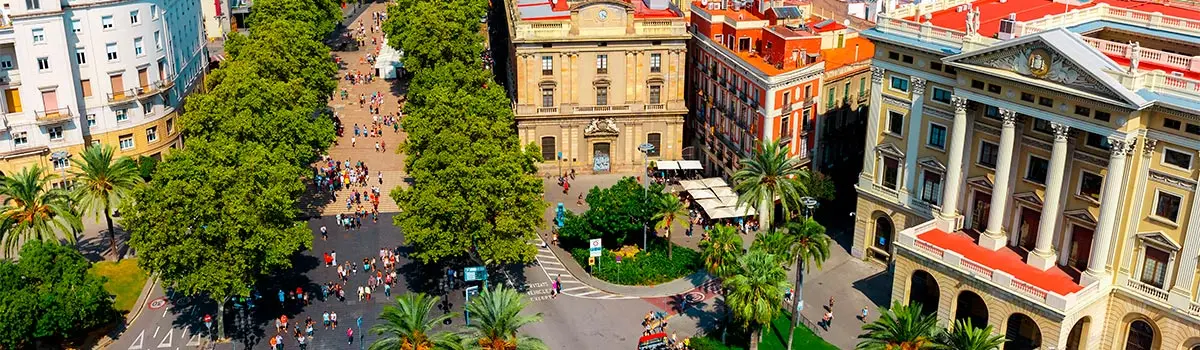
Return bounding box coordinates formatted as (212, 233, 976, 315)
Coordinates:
(70, 144, 144, 260)
(725, 249, 788, 350)
(370, 293, 458, 350)
(383, 0, 485, 71)
(0, 240, 116, 348)
(937, 319, 1006, 350)
(0, 166, 82, 256)
(781, 218, 831, 350)
(135, 156, 158, 182)
(569, 177, 662, 247)
(732, 139, 810, 230)
(124, 140, 312, 339)
(652, 193, 688, 258)
(857, 302, 940, 350)
(799, 171, 837, 202)
(248, 0, 341, 37)
(463, 285, 548, 350)
(224, 19, 339, 101)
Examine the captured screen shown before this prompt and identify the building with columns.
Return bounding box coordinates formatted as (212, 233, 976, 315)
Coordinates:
(854, 0, 1200, 348)
(685, 0, 874, 177)
(500, 0, 689, 173)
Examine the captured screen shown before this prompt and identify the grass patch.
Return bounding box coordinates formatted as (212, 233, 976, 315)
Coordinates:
(89, 258, 149, 313)
(690, 310, 837, 350)
(569, 239, 699, 285)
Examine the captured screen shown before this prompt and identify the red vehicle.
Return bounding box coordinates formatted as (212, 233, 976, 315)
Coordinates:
(637, 333, 668, 350)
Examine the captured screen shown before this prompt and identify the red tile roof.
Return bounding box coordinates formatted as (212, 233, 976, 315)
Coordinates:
(911, 0, 1200, 37)
(917, 228, 1083, 295)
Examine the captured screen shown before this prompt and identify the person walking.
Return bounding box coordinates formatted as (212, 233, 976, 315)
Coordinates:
(346, 327, 354, 345)
(323, 311, 331, 330)
(320, 225, 328, 241)
(331, 311, 338, 329)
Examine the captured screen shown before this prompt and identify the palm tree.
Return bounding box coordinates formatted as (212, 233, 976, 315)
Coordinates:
(725, 249, 789, 350)
(370, 293, 459, 350)
(652, 193, 689, 259)
(70, 144, 144, 260)
(0, 165, 82, 257)
(732, 139, 810, 231)
(937, 319, 1006, 350)
(463, 285, 548, 350)
(698, 224, 744, 280)
(857, 302, 940, 350)
(749, 230, 793, 263)
(783, 218, 831, 350)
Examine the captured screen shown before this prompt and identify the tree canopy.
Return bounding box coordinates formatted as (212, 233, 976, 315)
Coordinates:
(224, 19, 339, 101)
(0, 241, 117, 348)
(556, 177, 665, 248)
(247, 0, 341, 37)
(382, 0, 485, 72)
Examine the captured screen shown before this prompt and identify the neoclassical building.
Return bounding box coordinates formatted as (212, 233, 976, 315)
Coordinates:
(500, 0, 689, 172)
(854, 0, 1200, 348)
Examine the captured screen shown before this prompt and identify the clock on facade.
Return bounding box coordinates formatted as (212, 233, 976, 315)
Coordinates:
(598, 9, 609, 21)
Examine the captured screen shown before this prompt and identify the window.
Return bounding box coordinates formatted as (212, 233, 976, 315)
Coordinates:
(901, 55, 913, 64)
(1085, 132, 1111, 150)
(31, 28, 44, 43)
(882, 157, 900, 190)
(887, 51, 899, 60)
(52, 157, 69, 170)
(1164, 118, 1182, 130)
(1026, 155, 1049, 184)
(971, 80, 985, 89)
(76, 48, 86, 65)
(650, 53, 661, 73)
(887, 111, 903, 135)
(102, 16, 114, 29)
(134, 37, 144, 56)
(116, 108, 128, 122)
(596, 54, 607, 74)
(12, 131, 26, 146)
(80, 79, 92, 97)
(1093, 110, 1110, 122)
(86, 113, 96, 127)
(540, 137, 556, 161)
(119, 135, 135, 150)
(1033, 119, 1053, 134)
(596, 86, 608, 105)
(649, 85, 661, 104)
(1038, 96, 1054, 107)
(890, 76, 909, 92)
(541, 88, 553, 107)
(106, 43, 118, 61)
(154, 31, 162, 50)
(146, 126, 157, 143)
(986, 84, 1001, 94)
(0, 56, 12, 70)
(1153, 190, 1182, 222)
(804, 85, 812, 99)
(541, 56, 552, 75)
(151, 5, 158, 19)
(1021, 92, 1035, 102)
(647, 133, 661, 156)
(71, 19, 81, 33)
(1139, 246, 1170, 289)
(827, 87, 835, 107)
(1079, 171, 1102, 201)
(928, 123, 947, 149)
(1125, 320, 1157, 350)
(782, 92, 790, 105)
(932, 87, 951, 104)
(930, 62, 943, 71)
(47, 125, 62, 140)
(1163, 148, 1193, 170)
(130, 10, 140, 25)
(1187, 123, 1200, 136)
(166, 117, 174, 134)
(36, 57, 49, 71)
(978, 141, 999, 168)
(859, 77, 866, 96)
(1074, 105, 1091, 117)
(780, 115, 790, 139)
(142, 101, 152, 114)
(920, 171, 942, 205)
(25, 0, 40, 10)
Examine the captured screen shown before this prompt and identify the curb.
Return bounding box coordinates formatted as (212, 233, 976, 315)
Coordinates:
(541, 241, 709, 298)
(125, 275, 160, 326)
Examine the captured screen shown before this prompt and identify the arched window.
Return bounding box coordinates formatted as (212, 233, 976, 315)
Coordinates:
(1124, 320, 1154, 350)
(541, 137, 556, 161)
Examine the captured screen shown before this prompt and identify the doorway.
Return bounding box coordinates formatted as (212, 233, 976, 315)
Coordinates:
(970, 191, 991, 232)
(1016, 207, 1040, 251)
(1067, 225, 1094, 271)
(872, 216, 893, 262)
(1004, 313, 1042, 350)
(592, 142, 611, 172)
(908, 270, 940, 316)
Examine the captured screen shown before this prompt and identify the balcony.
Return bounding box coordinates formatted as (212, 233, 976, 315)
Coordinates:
(0, 69, 20, 86)
(644, 104, 665, 111)
(896, 220, 1101, 313)
(1125, 279, 1169, 303)
(137, 78, 175, 99)
(108, 88, 143, 103)
(35, 107, 72, 125)
(573, 105, 631, 113)
(231, 0, 252, 14)
(782, 103, 794, 114)
(536, 107, 558, 114)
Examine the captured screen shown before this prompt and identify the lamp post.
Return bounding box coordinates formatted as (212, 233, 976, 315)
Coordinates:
(638, 142, 656, 250)
(800, 196, 818, 219)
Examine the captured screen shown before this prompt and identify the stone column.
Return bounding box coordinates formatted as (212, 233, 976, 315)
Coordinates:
(625, 51, 636, 102)
(900, 77, 927, 206)
(1170, 160, 1200, 298)
(980, 109, 1019, 251)
(517, 54, 528, 104)
(939, 96, 970, 221)
(1029, 122, 1072, 271)
(635, 51, 645, 103)
(858, 66, 886, 189)
(1083, 138, 1133, 283)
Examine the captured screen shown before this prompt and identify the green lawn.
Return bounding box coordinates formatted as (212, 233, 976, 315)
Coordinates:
(569, 239, 700, 285)
(690, 311, 837, 350)
(89, 259, 149, 313)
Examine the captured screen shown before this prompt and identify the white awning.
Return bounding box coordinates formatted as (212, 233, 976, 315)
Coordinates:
(710, 186, 736, 198)
(718, 196, 740, 208)
(688, 188, 717, 199)
(679, 160, 703, 170)
(732, 203, 758, 217)
(679, 180, 707, 191)
(701, 177, 729, 188)
(695, 198, 724, 212)
(707, 207, 738, 219)
(656, 160, 680, 170)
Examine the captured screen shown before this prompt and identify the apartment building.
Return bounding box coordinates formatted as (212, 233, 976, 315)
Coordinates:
(814, 39, 871, 172)
(853, 0, 1200, 348)
(686, 0, 873, 177)
(500, 0, 689, 172)
(201, 0, 251, 40)
(0, 0, 206, 178)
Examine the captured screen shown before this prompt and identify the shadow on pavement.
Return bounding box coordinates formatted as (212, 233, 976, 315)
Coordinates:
(851, 268, 894, 308)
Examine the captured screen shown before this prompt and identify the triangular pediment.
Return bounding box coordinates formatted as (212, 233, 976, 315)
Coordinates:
(1137, 231, 1181, 251)
(875, 143, 904, 158)
(944, 28, 1147, 109)
(918, 157, 946, 173)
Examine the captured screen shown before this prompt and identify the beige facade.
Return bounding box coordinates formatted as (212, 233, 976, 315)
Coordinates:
(854, 2, 1200, 349)
(502, 0, 688, 172)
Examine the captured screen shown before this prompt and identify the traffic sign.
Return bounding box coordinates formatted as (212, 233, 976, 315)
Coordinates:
(615, 255, 622, 263)
(589, 238, 602, 257)
(464, 266, 487, 282)
(588, 256, 595, 266)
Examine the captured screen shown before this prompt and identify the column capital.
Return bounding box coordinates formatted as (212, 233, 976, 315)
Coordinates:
(911, 77, 927, 95)
(1142, 137, 1158, 156)
(1108, 137, 1136, 157)
(871, 66, 886, 83)
(999, 108, 1018, 126)
(952, 96, 969, 113)
(1050, 122, 1071, 140)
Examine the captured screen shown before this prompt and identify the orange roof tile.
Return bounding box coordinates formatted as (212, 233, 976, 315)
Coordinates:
(821, 36, 873, 71)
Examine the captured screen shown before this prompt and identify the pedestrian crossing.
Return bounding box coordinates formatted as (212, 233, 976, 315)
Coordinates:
(530, 238, 637, 300)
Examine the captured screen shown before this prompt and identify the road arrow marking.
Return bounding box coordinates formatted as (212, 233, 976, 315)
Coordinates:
(128, 330, 144, 350)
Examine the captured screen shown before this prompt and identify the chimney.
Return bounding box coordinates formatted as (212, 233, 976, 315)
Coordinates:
(854, 43, 860, 61)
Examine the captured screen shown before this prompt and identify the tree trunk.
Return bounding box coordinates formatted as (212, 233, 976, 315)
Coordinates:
(217, 299, 226, 340)
(666, 217, 672, 259)
(758, 197, 771, 233)
(749, 329, 761, 350)
(787, 260, 805, 350)
(105, 204, 119, 261)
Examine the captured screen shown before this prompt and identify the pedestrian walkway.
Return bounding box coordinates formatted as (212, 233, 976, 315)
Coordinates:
(530, 238, 636, 300)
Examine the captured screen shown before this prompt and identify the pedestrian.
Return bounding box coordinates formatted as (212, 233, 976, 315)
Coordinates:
(829, 296, 835, 310)
(332, 250, 337, 265)
(347, 327, 354, 345)
(374, 141, 380, 152)
(268, 335, 278, 350)
(278, 289, 285, 304)
(331, 311, 338, 328)
(323, 311, 331, 329)
(384, 283, 391, 297)
(357, 285, 364, 301)
(297, 334, 307, 350)
(555, 275, 562, 296)
(378, 171, 383, 185)
(860, 307, 869, 322)
(321, 225, 328, 241)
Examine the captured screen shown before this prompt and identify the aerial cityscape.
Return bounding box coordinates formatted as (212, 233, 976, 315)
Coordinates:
(0, 0, 1196, 349)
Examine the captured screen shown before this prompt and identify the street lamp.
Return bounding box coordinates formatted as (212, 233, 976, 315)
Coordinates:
(638, 142, 656, 250)
(800, 196, 818, 219)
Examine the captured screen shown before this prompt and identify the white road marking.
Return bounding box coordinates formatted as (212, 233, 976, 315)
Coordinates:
(162, 309, 168, 318)
(575, 290, 604, 296)
(128, 330, 144, 350)
(528, 237, 631, 300)
(186, 334, 201, 346)
(153, 326, 160, 339)
(561, 286, 591, 292)
(537, 260, 563, 265)
(157, 329, 173, 348)
(542, 267, 568, 272)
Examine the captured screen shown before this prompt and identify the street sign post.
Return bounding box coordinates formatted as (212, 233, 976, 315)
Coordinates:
(464, 286, 480, 325)
(464, 266, 488, 290)
(589, 238, 602, 257)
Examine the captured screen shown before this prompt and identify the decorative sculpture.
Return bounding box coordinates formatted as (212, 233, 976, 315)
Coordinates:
(1128, 41, 1141, 73)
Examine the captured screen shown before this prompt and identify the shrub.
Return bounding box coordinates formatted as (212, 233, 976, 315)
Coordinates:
(570, 239, 699, 285)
